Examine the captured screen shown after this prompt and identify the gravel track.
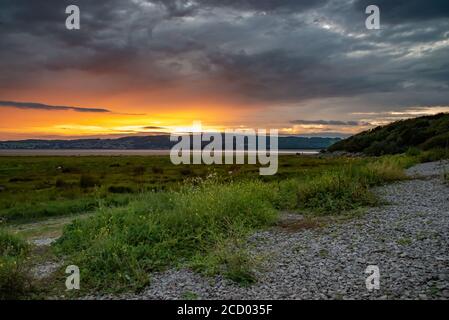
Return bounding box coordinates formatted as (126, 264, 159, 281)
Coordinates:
(97, 161, 449, 300)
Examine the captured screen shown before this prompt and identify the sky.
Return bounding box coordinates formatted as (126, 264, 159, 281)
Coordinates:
(0, 0, 448, 140)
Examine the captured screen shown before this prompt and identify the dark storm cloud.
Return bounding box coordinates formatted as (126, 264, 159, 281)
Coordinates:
(290, 120, 368, 126)
(0, 0, 448, 117)
(0, 101, 111, 113)
(157, 0, 329, 16)
(354, 0, 449, 23)
(204, 48, 405, 103)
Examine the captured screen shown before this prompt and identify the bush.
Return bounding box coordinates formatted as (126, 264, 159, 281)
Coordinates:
(406, 147, 421, 157)
(274, 179, 300, 210)
(152, 166, 164, 174)
(108, 186, 134, 194)
(55, 178, 69, 189)
(180, 168, 193, 176)
(79, 175, 100, 189)
(9, 177, 33, 183)
(0, 230, 32, 299)
(290, 157, 409, 214)
(295, 169, 377, 214)
(362, 157, 410, 183)
(61, 166, 81, 174)
(133, 166, 146, 176)
(55, 179, 277, 291)
(0, 230, 29, 257)
(329, 113, 449, 155)
(418, 148, 449, 163)
(191, 239, 258, 286)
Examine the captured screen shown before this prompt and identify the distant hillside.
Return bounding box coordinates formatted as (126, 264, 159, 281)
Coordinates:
(0, 135, 340, 150)
(328, 113, 449, 155)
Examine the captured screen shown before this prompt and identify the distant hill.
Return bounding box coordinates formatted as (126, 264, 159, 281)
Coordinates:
(328, 113, 449, 155)
(0, 135, 340, 150)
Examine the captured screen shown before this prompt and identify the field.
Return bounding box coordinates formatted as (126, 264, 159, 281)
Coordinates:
(0, 150, 445, 298)
(0, 155, 348, 223)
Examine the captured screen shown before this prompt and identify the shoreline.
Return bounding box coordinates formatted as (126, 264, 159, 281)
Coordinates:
(0, 149, 321, 156)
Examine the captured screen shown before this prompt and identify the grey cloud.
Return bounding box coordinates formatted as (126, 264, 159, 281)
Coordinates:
(0, 101, 111, 113)
(200, 0, 328, 11)
(0, 0, 448, 119)
(354, 0, 449, 23)
(204, 48, 403, 103)
(155, 0, 329, 17)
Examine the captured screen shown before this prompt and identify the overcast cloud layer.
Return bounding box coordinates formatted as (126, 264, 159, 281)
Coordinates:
(0, 0, 448, 134)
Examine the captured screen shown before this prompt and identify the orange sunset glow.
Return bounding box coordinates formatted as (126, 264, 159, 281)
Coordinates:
(1, 0, 449, 141)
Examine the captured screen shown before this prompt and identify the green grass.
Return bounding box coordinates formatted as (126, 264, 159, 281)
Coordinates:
(52, 154, 413, 293)
(0, 229, 33, 299)
(1, 152, 444, 297)
(417, 148, 449, 163)
(54, 178, 278, 292)
(0, 155, 348, 223)
(275, 155, 410, 215)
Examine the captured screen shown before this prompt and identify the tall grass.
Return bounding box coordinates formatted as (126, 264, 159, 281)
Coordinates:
(55, 178, 277, 291)
(0, 229, 32, 299)
(275, 156, 409, 214)
(417, 148, 449, 163)
(54, 156, 412, 293)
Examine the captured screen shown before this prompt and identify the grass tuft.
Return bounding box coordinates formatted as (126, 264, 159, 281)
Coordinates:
(0, 229, 33, 299)
(54, 178, 277, 292)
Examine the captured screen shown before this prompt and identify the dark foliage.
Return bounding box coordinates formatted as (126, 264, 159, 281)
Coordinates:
(108, 186, 134, 194)
(328, 113, 449, 155)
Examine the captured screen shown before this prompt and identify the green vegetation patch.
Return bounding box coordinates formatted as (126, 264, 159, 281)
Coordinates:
(54, 178, 278, 292)
(329, 113, 449, 155)
(53, 155, 411, 293)
(0, 155, 356, 223)
(0, 229, 32, 299)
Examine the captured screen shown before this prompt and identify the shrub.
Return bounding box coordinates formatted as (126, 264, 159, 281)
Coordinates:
(406, 147, 421, 157)
(133, 166, 146, 176)
(418, 148, 449, 163)
(362, 157, 409, 183)
(0, 257, 33, 300)
(0, 230, 29, 257)
(61, 166, 81, 174)
(108, 186, 134, 194)
(54, 179, 277, 291)
(180, 168, 193, 176)
(191, 239, 258, 286)
(79, 175, 100, 189)
(0, 230, 32, 299)
(55, 178, 69, 189)
(151, 166, 164, 174)
(274, 179, 300, 210)
(295, 169, 377, 215)
(329, 113, 449, 155)
(9, 177, 33, 183)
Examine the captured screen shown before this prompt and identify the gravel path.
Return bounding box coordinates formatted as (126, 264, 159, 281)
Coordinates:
(101, 161, 449, 300)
